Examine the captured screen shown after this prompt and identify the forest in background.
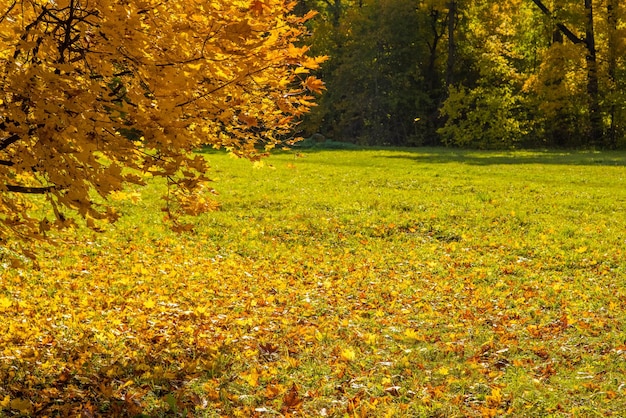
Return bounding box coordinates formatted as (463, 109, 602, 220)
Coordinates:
(295, 0, 626, 149)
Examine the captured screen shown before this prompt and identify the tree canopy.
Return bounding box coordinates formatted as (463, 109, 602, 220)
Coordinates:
(0, 0, 324, 254)
(300, 0, 626, 148)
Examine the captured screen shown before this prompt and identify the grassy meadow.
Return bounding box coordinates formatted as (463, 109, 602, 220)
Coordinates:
(1, 147, 626, 416)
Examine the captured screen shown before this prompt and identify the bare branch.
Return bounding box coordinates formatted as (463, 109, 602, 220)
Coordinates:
(0, 134, 20, 151)
(5, 184, 55, 194)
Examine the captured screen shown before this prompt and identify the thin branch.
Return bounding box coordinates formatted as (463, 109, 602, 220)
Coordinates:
(0, 1, 17, 25)
(5, 184, 55, 194)
(0, 134, 20, 151)
(176, 64, 273, 108)
(155, 56, 205, 68)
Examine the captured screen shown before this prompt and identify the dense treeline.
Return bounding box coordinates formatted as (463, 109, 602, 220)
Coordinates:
(297, 0, 626, 148)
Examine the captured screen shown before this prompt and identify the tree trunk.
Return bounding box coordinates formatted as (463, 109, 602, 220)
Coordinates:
(426, 8, 444, 90)
(530, 0, 602, 145)
(607, 0, 618, 81)
(584, 0, 602, 145)
(606, 0, 618, 146)
(320, 0, 342, 26)
(446, 1, 456, 87)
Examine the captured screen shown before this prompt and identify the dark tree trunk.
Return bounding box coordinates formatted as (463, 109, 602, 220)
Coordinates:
(324, 0, 342, 27)
(606, 0, 618, 146)
(530, 0, 603, 145)
(425, 8, 446, 92)
(584, 0, 602, 145)
(446, 1, 456, 87)
(607, 0, 618, 81)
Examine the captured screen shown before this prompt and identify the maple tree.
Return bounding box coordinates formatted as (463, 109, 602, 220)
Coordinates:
(0, 0, 324, 252)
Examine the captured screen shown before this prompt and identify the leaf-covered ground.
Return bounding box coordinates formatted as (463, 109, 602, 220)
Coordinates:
(1, 148, 626, 417)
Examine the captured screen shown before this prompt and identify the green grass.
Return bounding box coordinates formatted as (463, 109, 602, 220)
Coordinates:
(1, 147, 626, 417)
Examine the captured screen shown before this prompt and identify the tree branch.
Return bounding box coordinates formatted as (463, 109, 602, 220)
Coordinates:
(0, 134, 20, 151)
(4, 184, 55, 194)
(0, 1, 17, 25)
(530, 0, 584, 44)
(555, 23, 584, 45)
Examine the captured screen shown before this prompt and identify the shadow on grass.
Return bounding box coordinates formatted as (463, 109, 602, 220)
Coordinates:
(197, 144, 626, 166)
(377, 148, 626, 167)
(196, 140, 362, 155)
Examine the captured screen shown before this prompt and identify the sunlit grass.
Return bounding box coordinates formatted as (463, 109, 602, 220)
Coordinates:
(1, 148, 626, 416)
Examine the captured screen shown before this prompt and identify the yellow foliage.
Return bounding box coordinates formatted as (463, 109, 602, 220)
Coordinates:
(0, 0, 323, 250)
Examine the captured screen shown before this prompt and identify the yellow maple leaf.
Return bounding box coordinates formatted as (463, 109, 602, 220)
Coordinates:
(403, 328, 421, 341)
(10, 398, 31, 413)
(437, 366, 449, 376)
(485, 387, 503, 407)
(0, 297, 12, 310)
(242, 368, 260, 387)
(340, 347, 357, 362)
(303, 76, 325, 94)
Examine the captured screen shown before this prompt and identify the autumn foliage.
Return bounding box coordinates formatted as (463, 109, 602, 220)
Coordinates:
(302, 0, 626, 148)
(0, 0, 324, 252)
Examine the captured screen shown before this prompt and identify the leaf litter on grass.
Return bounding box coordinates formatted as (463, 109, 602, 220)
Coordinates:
(1, 148, 626, 416)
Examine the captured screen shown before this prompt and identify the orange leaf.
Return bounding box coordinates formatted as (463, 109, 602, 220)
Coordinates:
(303, 76, 325, 94)
(281, 383, 303, 413)
(251, 0, 264, 15)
